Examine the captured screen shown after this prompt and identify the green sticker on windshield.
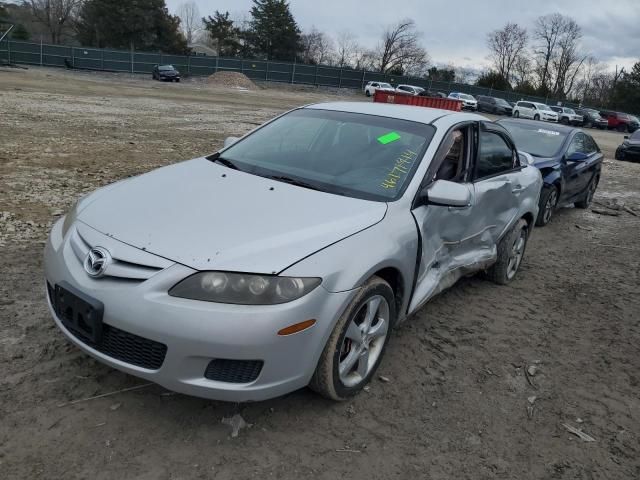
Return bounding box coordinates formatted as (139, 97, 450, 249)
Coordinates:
(377, 131, 401, 145)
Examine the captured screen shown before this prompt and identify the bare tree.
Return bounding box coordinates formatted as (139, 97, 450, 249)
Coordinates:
(353, 45, 376, 71)
(487, 22, 527, 84)
(512, 55, 533, 87)
(177, 1, 202, 45)
(300, 27, 334, 65)
(532, 13, 587, 97)
(335, 31, 357, 68)
(375, 19, 430, 75)
(26, 0, 83, 44)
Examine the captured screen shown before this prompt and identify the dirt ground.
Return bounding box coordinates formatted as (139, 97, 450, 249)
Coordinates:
(1, 67, 639, 480)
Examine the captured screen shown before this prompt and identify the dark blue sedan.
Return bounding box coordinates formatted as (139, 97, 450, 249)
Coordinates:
(497, 119, 603, 226)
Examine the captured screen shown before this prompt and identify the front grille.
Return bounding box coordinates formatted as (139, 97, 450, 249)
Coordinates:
(204, 359, 263, 383)
(48, 283, 167, 370)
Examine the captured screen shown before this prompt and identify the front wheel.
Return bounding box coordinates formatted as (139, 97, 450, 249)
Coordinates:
(617, 124, 627, 133)
(534, 114, 540, 121)
(514, 110, 520, 118)
(575, 177, 599, 209)
(486, 218, 529, 285)
(536, 185, 559, 226)
(365, 90, 371, 97)
(310, 276, 395, 400)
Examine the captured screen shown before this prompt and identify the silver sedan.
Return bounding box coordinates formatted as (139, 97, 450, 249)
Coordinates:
(44, 102, 542, 402)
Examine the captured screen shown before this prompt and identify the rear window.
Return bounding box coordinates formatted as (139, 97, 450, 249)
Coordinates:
(158, 65, 175, 71)
(499, 120, 568, 158)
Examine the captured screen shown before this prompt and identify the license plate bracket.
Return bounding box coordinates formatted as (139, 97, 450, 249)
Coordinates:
(54, 282, 104, 343)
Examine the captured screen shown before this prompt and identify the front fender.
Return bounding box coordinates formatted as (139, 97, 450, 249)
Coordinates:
(281, 205, 419, 320)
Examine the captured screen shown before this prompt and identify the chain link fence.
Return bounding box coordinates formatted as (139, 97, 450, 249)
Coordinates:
(1, 38, 580, 108)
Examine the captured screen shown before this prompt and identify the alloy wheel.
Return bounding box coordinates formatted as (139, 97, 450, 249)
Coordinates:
(506, 229, 527, 279)
(338, 295, 390, 387)
(543, 189, 558, 224)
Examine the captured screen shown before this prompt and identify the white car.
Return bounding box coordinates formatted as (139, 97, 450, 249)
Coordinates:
(364, 81, 395, 97)
(448, 92, 478, 111)
(513, 101, 558, 122)
(549, 106, 583, 126)
(395, 84, 425, 96)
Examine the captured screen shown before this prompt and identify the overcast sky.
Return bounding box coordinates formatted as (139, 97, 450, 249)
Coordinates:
(166, 0, 639, 71)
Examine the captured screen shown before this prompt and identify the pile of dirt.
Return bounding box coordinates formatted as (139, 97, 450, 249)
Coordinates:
(206, 71, 258, 90)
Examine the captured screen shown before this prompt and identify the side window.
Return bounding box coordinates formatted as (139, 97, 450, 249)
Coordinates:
(432, 128, 469, 183)
(475, 131, 515, 179)
(567, 133, 587, 155)
(584, 135, 598, 153)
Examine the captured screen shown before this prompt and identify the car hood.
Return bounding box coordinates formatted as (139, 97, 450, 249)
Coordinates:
(77, 158, 387, 273)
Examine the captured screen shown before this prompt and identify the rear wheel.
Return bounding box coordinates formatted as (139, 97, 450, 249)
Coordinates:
(534, 114, 540, 121)
(575, 176, 599, 209)
(536, 185, 559, 226)
(365, 90, 371, 97)
(561, 117, 569, 125)
(617, 124, 627, 133)
(486, 219, 529, 284)
(310, 276, 395, 400)
(514, 110, 520, 118)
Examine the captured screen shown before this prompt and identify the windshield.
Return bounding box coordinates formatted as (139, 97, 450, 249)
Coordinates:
(565, 108, 576, 115)
(630, 116, 639, 123)
(216, 109, 435, 201)
(159, 65, 175, 71)
(631, 130, 640, 140)
(459, 94, 475, 101)
(537, 104, 553, 112)
(496, 98, 511, 107)
(499, 121, 568, 157)
(379, 83, 392, 89)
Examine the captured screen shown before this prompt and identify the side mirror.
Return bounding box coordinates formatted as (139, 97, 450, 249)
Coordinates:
(223, 136, 239, 148)
(419, 180, 471, 208)
(624, 135, 629, 140)
(566, 151, 588, 162)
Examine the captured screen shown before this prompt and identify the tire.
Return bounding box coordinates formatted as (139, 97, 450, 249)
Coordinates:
(617, 124, 627, 133)
(534, 114, 540, 121)
(365, 90, 371, 97)
(310, 276, 396, 401)
(536, 185, 559, 227)
(575, 176, 599, 209)
(561, 117, 569, 125)
(584, 121, 592, 128)
(486, 218, 529, 285)
(514, 110, 520, 118)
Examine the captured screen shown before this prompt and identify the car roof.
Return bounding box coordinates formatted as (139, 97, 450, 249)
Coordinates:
(305, 102, 485, 126)
(497, 118, 580, 134)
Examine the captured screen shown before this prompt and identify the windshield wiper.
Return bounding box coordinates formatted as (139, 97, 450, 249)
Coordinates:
(209, 155, 241, 171)
(266, 175, 324, 192)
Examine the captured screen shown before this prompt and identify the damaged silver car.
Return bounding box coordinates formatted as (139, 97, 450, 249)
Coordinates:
(44, 102, 542, 402)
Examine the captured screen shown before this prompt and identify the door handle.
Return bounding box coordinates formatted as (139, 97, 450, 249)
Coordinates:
(448, 204, 472, 211)
(512, 185, 525, 193)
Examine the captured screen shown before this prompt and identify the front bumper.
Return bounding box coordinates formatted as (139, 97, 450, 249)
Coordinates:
(44, 219, 356, 402)
(542, 114, 558, 122)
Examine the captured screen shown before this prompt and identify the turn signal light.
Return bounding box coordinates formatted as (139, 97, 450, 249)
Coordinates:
(277, 319, 316, 336)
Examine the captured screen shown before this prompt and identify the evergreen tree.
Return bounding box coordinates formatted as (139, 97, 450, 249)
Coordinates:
(11, 23, 30, 40)
(202, 11, 240, 57)
(610, 61, 640, 113)
(76, 0, 189, 54)
(476, 70, 511, 91)
(247, 0, 300, 61)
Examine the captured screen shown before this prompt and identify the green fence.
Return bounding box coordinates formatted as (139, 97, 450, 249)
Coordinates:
(0, 38, 578, 108)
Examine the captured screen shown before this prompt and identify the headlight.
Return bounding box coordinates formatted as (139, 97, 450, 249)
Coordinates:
(169, 272, 322, 305)
(61, 199, 81, 237)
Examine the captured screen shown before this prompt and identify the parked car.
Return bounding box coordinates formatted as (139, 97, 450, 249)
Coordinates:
(419, 90, 447, 98)
(600, 111, 640, 133)
(498, 118, 603, 226)
(395, 84, 425, 96)
(364, 81, 395, 97)
(615, 129, 640, 162)
(575, 108, 608, 129)
(447, 92, 478, 110)
(549, 106, 583, 126)
(512, 101, 559, 122)
(45, 102, 541, 402)
(476, 95, 513, 115)
(152, 64, 181, 82)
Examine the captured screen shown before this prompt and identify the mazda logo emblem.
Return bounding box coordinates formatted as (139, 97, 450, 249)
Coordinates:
(84, 247, 111, 278)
